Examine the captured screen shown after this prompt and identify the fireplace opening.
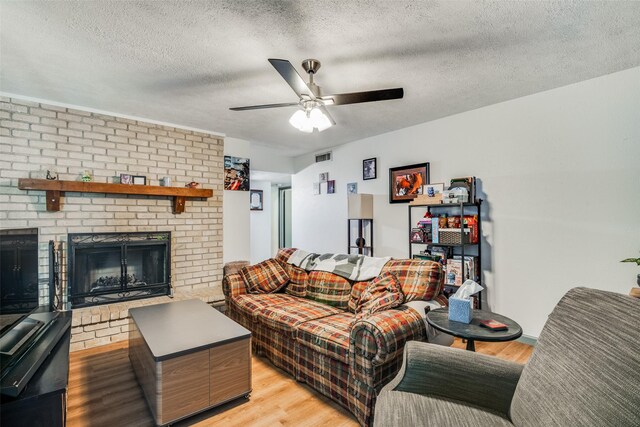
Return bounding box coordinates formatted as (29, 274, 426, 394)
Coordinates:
(68, 232, 171, 308)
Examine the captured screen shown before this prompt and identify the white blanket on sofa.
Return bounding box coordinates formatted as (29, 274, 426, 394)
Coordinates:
(288, 249, 390, 282)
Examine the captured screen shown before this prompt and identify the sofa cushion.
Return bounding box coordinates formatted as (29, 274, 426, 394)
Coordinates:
(282, 262, 308, 297)
(239, 258, 289, 294)
(230, 294, 299, 321)
(348, 281, 369, 313)
(306, 270, 352, 309)
(258, 299, 342, 334)
(356, 272, 404, 318)
(382, 259, 442, 302)
(296, 312, 354, 364)
(275, 247, 297, 264)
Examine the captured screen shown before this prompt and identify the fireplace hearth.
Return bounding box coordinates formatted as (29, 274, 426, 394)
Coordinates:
(68, 232, 171, 308)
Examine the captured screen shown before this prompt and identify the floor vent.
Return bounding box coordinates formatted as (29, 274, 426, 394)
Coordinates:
(315, 151, 332, 163)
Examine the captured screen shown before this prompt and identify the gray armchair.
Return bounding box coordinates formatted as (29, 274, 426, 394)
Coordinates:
(374, 287, 640, 427)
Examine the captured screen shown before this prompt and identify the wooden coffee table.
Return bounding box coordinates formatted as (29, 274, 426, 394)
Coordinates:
(129, 299, 251, 426)
(426, 308, 522, 351)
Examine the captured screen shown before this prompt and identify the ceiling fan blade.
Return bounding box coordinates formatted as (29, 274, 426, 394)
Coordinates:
(318, 105, 336, 126)
(268, 59, 316, 100)
(229, 102, 299, 111)
(320, 88, 403, 106)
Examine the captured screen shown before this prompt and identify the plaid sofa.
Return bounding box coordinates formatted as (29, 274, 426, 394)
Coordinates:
(223, 248, 448, 426)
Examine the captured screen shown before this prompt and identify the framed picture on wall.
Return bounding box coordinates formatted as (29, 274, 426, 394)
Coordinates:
(389, 162, 430, 203)
(224, 155, 250, 191)
(327, 180, 335, 194)
(347, 182, 358, 194)
(363, 158, 377, 180)
(250, 189, 263, 211)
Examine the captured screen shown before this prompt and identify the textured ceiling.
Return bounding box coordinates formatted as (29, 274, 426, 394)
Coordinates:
(2, 1, 640, 156)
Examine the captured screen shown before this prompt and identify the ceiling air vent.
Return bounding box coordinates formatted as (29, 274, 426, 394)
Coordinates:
(315, 151, 332, 163)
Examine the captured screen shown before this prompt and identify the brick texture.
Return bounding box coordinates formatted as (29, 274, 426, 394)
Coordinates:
(1, 97, 225, 349)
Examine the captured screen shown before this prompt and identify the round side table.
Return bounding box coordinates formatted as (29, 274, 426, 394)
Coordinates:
(426, 308, 522, 351)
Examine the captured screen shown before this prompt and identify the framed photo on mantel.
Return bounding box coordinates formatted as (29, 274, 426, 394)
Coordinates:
(389, 162, 430, 203)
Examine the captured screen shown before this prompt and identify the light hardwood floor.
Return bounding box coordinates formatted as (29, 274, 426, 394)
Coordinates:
(67, 338, 533, 427)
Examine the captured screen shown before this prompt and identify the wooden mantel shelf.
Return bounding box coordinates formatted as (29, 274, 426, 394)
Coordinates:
(18, 178, 213, 214)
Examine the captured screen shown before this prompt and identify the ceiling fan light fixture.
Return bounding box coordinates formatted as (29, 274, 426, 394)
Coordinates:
(300, 121, 314, 133)
(310, 107, 332, 132)
(289, 109, 307, 129)
(289, 106, 332, 133)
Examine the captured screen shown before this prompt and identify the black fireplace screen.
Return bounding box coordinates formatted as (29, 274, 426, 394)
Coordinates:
(68, 232, 170, 308)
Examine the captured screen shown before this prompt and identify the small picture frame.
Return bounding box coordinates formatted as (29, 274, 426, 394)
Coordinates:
(250, 189, 263, 211)
(347, 182, 358, 194)
(132, 175, 147, 185)
(313, 182, 321, 195)
(423, 183, 445, 197)
(363, 158, 377, 180)
(327, 180, 335, 194)
(319, 172, 329, 183)
(119, 174, 132, 185)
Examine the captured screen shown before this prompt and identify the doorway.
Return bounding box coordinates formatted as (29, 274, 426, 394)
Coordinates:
(278, 187, 292, 248)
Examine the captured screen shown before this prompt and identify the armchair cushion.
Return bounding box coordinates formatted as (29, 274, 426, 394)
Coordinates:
(381, 341, 523, 416)
(374, 391, 513, 427)
(239, 258, 289, 294)
(510, 287, 640, 427)
(355, 272, 404, 319)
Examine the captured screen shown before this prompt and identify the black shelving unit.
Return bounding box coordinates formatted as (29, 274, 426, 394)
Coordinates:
(408, 200, 483, 308)
(348, 219, 373, 256)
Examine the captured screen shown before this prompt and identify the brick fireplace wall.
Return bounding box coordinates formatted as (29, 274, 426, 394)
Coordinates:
(0, 96, 225, 349)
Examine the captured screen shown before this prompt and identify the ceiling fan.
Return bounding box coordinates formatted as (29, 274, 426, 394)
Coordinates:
(230, 59, 404, 133)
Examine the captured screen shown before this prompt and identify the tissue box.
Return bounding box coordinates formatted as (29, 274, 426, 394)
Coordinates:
(448, 297, 473, 323)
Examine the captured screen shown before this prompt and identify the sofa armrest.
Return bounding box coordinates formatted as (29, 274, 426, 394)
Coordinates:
(349, 306, 426, 380)
(222, 273, 248, 298)
(381, 340, 524, 416)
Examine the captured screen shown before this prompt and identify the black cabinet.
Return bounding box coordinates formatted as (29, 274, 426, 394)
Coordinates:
(408, 201, 483, 308)
(1, 312, 71, 427)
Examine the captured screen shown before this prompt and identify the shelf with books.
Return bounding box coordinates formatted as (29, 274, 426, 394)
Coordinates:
(408, 199, 483, 308)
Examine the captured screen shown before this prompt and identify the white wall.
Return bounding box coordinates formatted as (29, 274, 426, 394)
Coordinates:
(250, 143, 295, 174)
(292, 66, 640, 338)
(223, 137, 251, 263)
(250, 180, 273, 264)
